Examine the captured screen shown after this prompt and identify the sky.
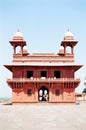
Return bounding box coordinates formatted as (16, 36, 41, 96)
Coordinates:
(0, 0, 86, 98)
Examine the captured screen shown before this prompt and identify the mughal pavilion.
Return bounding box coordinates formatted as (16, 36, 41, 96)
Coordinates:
(4, 30, 82, 103)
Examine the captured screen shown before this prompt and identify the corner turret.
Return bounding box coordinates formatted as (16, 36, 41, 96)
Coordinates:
(9, 30, 28, 56)
(60, 30, 78, 55)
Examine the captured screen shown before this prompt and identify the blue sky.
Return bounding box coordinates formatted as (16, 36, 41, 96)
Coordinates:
(0, 0, 86, 98)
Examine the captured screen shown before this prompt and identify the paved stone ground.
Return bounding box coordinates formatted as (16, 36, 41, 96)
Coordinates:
(0, 102, 86, 130)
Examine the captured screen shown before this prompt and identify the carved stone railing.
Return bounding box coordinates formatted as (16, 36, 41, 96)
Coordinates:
(7, 77, 80, 83)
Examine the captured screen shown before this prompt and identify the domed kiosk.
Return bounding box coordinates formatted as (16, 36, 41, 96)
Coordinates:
(9, 31, 27, 55)
(61, 29, 78, 55)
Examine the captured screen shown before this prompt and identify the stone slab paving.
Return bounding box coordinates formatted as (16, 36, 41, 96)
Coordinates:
(0, 102, 86, 130)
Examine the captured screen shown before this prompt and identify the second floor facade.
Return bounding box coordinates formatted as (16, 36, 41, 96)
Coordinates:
(11, 65, 78, 79)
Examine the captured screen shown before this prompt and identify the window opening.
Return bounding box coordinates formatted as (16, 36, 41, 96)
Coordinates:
(55, 89, 60, 96)
(54, 71, 60, 78)
(66, 46, 71, 54)
(27, 89, 32, 96)
(27, 71, 33, 78)
(40, 71, 47, 79)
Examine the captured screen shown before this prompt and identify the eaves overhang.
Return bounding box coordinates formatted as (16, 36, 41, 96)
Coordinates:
(4, 64, 83, 72)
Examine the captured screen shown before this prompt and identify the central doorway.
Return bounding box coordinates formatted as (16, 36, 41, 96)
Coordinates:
(38, 86, 49, 102)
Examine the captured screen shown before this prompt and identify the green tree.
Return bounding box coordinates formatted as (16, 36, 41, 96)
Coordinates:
(82, 88, 86, 94)
(82, 77, 86, 93)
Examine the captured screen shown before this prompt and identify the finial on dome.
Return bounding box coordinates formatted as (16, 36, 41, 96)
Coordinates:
(64, 29, 74, 40)
(13, 30, 24, 41)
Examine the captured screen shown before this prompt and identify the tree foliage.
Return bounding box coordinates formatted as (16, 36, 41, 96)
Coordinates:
(82, 77, 86, 93)
(82, 88, 86, 94)
(84, 76, 86, 86)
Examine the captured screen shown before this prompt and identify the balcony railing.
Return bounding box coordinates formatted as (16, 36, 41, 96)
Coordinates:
(7, 77, 80, 83)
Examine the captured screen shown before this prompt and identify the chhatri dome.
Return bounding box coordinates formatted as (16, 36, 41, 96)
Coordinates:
(64, 29, 74, 40)
(13, 30, 24, 41)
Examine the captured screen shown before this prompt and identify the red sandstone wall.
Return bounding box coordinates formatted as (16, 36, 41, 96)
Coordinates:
(13, 66, 74, 79)
(12, 83, 39, 103)
(11, 66, 76, 103)
(12, 84, 74, 103)
(63, 88, 75, 102)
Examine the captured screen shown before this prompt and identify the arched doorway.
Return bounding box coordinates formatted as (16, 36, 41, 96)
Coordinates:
(38, 86, 49, 102)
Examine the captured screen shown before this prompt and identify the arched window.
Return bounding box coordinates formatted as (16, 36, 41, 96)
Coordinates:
(16, 46, 21, 54)
(66, 46, 71, 54)
(38, 86, 49, 101)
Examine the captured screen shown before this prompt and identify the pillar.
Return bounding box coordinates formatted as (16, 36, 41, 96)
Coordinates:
(71, 46, 74, 54)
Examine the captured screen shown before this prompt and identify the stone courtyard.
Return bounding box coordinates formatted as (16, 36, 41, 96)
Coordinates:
(0, 101, 86, 130)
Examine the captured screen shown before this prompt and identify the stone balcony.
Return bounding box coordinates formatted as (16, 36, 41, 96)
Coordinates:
(7, 77, 80, 84)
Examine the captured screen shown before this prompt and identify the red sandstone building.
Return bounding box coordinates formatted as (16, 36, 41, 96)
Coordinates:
(4, 30, 82, 103)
